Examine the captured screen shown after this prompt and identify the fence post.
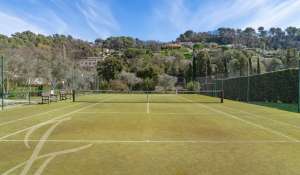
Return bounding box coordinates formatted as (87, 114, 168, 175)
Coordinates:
(221, 90, 224, 103)
(1, 56, 4, 111)
(28, 91, 31, 105)
(72, 90, 75, 102)
(298, 60, 300, 113)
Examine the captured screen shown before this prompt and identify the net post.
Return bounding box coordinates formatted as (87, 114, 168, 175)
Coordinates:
(146, 91, 149, 103)
(220, 90, 224, 103)
(72, 90, 75, 102)
(28, 91, 31, 105)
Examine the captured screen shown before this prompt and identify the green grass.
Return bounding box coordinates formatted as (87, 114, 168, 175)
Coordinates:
(0, 94, 300, 175)
(252, 102, 299, 113)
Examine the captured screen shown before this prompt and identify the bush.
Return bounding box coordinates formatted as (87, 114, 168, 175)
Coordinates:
(109, 80, 129, 91)
(134, 78, 156, 91)
(99, 81, 110, 90)
(118, 71, 142, 90)
(157, 74, 177, 90)
(186, 81, 201, 91)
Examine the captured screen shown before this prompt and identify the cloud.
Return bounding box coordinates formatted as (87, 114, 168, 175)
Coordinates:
(149, 0, 246, 40)
(26, 10, 69, 34)
(192, 0, 267, 30)
(0, 1, 69, 37)
(149, 0, 300, 40)
(245, 0, 300, 28)
(76, 0, 119, 39)
(151, 0, 266, 32)
(0, 12, 46, 35)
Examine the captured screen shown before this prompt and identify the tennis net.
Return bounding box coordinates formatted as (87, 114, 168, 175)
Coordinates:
(72, 90, 224, 103)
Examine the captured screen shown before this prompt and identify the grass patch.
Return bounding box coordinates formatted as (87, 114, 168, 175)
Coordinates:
(1, 95, 300, 174)
(252, 102, 299, 113)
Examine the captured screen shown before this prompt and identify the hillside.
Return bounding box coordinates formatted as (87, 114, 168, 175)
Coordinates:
(0, 26, 299, 91)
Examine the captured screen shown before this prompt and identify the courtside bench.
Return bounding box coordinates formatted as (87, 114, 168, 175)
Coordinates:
(59, 90, 67, 101)
(41, 90, 58, 104)
(41, 93, 50, 104)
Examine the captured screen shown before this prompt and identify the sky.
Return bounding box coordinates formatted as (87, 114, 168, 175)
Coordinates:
(1, 0, 300, 42)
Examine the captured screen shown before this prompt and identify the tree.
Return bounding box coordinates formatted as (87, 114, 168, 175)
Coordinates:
(268, 58, 283, 71)
(193, 49, 212, 78)
(124, 48, 146, 59)
(258, 27, 267, 49)
(225, 49, 248, 76)
(118, 71, 142, 90)
(136, 64, 160, 81)
(186, 81, 200, 91)
(286, 27, 297, 38)
(157, 74, 177, 90)
(176, 30, 197, 42)
(97, 57, 123, 82)
(109, 80, 128, 91)
(258, 27, 267, 38)
(286, 48, 298, 68)
(257, 56, 261, 74)
(242, 27, 257, 47)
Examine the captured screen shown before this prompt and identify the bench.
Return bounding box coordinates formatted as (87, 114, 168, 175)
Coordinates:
(41, 93, 50, 104)
(59, 90, 67, 100)
(41, 90, 58, 104)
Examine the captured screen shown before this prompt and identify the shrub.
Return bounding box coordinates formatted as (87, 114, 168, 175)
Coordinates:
(186, 81, 201, 91)
(157, 74, 177, 90)
(109, 80, 129, 91)
(99, 81, 110, 90)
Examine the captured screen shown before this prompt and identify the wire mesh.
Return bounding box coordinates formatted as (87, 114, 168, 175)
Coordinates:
(73, 90, 224, 103)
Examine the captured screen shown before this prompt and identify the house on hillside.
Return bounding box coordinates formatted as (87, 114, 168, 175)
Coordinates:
(161, 43, 182, 49)
(78, 57, 104, 69)
(179, 42, 194, 48)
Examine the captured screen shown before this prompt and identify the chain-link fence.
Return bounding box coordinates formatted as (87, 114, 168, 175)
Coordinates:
(0, 56, 73, 110)
(195, 60, 300, 113)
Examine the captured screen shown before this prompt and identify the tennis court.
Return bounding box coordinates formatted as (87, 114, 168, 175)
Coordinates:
(0, 92, 300, 175)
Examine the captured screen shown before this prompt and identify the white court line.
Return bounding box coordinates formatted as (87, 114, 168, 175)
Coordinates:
(77, 111, 216, 116)
(2, 143, 92, 175)
(146, 94, 150, 114)
(178, 96, 300, 142)
(221, 105, 300, 129)
(0, 103, 81, 127)
(147, 102, 150, 114)
(0, 139, 299, 144)
(20, 118, 71, 175)
(0, 103, 97, 140)
(0, 94, 116, 140)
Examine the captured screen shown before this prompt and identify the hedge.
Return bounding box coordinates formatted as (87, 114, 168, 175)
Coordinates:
(217, 69, 299, 103)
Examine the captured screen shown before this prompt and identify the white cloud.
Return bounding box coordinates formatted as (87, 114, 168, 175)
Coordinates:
(0, 4, 69, 37)
(0, 11, 46, 35)
(245, 0, 300, 28)
(152, 0, 267, 32)
(193, 0, 267, 30)
(76, 0, 119, 38)
(26, 10, 69, 34)
(149, 0, 300, 40)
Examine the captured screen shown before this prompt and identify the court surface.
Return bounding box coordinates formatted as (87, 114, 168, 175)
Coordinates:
(0, 93, 300, 175)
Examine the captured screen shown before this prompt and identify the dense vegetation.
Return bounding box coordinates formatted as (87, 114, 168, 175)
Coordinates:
(0, 26, 300, 92)
(177, 27, 300, 49)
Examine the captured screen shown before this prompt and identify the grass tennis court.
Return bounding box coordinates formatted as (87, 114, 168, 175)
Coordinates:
(0, 93, 300, 175)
